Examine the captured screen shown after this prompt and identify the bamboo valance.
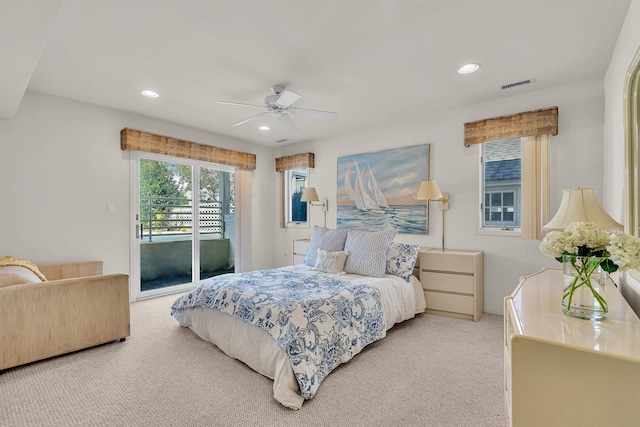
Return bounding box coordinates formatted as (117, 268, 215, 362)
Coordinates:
(275, 152, 315, 172)
(120, 128, 256, 170)
(464, 107, 558, 147)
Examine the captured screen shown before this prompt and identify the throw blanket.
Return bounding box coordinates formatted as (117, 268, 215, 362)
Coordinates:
(0, 256, 47, 281)
(171, 269, 386, 399)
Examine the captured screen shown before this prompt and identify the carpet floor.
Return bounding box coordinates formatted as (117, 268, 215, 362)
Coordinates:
(1, 293, 505, 426)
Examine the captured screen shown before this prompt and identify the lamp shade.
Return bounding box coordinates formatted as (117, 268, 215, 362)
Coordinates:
(417, 180, 443, 200)
(300, 187, 320, 202)
(543, 187, 623, 231)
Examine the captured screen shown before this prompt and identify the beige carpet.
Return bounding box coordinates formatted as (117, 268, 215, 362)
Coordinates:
(0, 294, 505, 426)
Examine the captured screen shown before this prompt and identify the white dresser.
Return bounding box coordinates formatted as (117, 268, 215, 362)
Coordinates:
(419, 248, 483, 321)
(292, 238, 310, 265)
(504, 269, 640, 426)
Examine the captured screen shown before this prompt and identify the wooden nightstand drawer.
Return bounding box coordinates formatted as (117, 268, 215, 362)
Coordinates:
(421, 271, 474, 294)
(293, 239, 309, 253)
(425, 291, 474, 315)
(421, 250, 476, 273)
(292, 239, 310, 265)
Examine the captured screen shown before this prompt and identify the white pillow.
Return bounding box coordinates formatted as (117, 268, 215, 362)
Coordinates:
(304, 226, 348, 267)
(386, 243, 420, 281)
(0, 266, 44, 288)
(343, 228, 397, 277)
(313, 249, 350, 274)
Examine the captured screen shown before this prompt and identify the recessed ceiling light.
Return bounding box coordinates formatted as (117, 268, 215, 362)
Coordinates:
(259, 125, 270, 131)
(140, 90, 159, 98)
(458, 63, 480, 74)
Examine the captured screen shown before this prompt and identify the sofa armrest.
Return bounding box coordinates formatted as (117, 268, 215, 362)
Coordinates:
(38, 261, 103, 280)
(0, 273, 130, 370)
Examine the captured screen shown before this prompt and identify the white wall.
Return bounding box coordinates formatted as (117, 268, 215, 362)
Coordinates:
(0, 90, 276, 274)
(604, 0, 639, 222)
(275, 79, 606, 315)
(604, 0, 640, 310)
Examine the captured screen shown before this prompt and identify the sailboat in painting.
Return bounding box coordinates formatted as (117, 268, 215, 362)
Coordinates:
(344, 161, 389, 211)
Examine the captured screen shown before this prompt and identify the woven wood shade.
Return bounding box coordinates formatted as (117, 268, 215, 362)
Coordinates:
(464, 107, 558, 147)
(120, 128, 256, 170)
(275, 152, 315, 172)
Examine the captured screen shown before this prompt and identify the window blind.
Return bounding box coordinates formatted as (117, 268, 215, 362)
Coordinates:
(275, 153, 315, 172)
(120, 128, 256, 170)
(464, 107, 558, 147)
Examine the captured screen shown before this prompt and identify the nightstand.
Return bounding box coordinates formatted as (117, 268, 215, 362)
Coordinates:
(419, 248, 484, 321)
(292, 238, 310, 265)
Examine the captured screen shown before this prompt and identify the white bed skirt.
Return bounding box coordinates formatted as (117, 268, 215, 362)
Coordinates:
(172, 267, 426, 410)
(174, 306, 306, 409)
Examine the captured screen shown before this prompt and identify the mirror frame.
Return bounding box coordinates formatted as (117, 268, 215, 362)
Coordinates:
(625, 46, 640, 280)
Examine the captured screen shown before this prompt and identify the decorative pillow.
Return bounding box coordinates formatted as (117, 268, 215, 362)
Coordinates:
(0, 256, 47, 289)
(386, 243, 420, 281)
(304, 226, 328, 266)
(305, 226, 348, 267)
(343, 228, 397, 277)
(0, 266, 45, 288)
(313, 249, 350, 274)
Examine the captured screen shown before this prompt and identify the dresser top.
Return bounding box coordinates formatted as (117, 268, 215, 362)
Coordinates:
(507, 269, 640, 359)
(420, 248, 482, 256)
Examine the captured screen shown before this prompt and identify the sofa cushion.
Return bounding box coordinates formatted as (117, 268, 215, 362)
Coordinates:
(0, 266, 45, 288)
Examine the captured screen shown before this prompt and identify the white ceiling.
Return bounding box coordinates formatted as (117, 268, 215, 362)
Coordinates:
(1, 0, 631, 146)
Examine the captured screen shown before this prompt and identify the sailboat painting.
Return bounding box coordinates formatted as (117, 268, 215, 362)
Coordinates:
(337, 144, 430, 234)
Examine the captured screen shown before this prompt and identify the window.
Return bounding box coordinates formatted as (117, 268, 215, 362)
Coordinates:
(467, 108, 553, 238)
(284, 168, 308, 226)
(481, 138, 522, 230)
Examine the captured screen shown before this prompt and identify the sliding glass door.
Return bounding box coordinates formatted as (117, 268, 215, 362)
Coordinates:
(132, 153, 235, 299)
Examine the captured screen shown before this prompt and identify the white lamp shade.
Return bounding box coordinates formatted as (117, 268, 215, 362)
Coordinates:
(543, 187, 623, 231)
(417, 180, 443, 200)
(300, 187, 320, 202)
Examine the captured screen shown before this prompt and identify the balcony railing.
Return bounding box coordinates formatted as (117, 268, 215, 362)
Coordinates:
(139, 196, 234, 242)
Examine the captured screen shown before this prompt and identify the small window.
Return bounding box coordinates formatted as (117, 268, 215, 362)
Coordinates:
(481, 138, 521, 230)
(284, 168, 308, 226)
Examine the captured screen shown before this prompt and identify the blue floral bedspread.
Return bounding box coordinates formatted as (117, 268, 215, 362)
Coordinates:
(170, 268, 386, 399)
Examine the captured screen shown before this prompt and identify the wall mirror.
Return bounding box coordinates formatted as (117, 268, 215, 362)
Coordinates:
(625, 46, 640, 281)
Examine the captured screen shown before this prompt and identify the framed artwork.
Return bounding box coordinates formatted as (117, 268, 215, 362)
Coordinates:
(337, 144, 430, 234)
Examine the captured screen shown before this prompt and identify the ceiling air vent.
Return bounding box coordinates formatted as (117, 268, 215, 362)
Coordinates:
(500, 77, 535, 90)
(275, 138, 288, 144)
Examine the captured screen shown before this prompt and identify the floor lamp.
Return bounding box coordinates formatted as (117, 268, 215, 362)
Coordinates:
(301, 187, 328, 228)
(417, 180, 450, 250)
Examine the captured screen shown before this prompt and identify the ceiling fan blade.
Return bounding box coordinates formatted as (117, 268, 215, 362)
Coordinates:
(275, 90, 302, 108)
(290, 107, 338, 120)
(278, 113, 298, 132)
(232, 111, 269, 127)
(218, 100, 264, 108)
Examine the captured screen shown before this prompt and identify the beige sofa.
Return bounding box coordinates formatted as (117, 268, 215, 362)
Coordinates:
(0, 260, 130, 371)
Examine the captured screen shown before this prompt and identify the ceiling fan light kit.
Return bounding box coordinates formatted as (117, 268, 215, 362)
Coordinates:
(218, 85, 337, 132)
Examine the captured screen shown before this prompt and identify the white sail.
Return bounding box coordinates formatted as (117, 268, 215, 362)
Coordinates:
(343, 160, 389, 211)
(344, 163, 356, 200)
(355, 162, 380, 210)
(345, 163, 367, 210)
(366, 164, 389, 208)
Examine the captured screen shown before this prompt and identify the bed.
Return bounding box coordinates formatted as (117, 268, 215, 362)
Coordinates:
(171, 227, 426, 409)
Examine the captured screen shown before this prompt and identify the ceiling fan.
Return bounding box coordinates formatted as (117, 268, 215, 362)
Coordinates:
(218, 85, 338, 132)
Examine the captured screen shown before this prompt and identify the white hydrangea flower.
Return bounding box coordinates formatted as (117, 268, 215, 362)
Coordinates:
(540, 231, 571, 257)
(563, 221, 610, 250)
(540, 221, 640, 272)
(607, 232, 640, 270)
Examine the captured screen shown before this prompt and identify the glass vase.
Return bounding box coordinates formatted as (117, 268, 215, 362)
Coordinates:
(562, 255, 608, 321)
